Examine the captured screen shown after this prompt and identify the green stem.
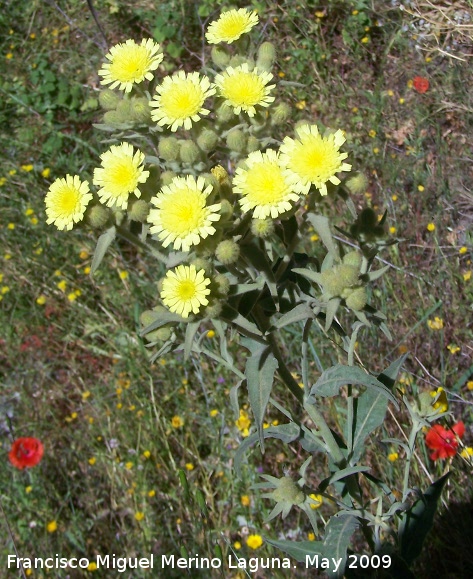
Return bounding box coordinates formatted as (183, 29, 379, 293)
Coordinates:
(274, 228, 302, 281)
(304, 402, 345, 465)
(265, 331, 304, 404)
(402, 423, 422, 501)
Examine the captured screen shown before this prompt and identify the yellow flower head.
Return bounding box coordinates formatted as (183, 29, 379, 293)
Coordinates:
(45, 175, 92, 230)
(235, 409, 251, 432)
(171, 415, 184, 428)
(148, 175, 221, 252)
(388, 451, 399, 462)
(246, 534, 263, 550)
(93, 142, 149, 209)
(280, 124, 352, 196)
(430, 386, 448, 414)
(206, 8, 259, 44)
(150, 71, 215, 132)
(233, 149, 299, 219)
(427, 316, 444, 331)
(47, 520, 57, 533)
(98, 38, 163, 93)
(160, 265, 211, 318)
(215, 64, 275, 117)
(308, 493, 323, 509)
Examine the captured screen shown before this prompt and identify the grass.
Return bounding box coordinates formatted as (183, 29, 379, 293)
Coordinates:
(1, 0, 472, 577)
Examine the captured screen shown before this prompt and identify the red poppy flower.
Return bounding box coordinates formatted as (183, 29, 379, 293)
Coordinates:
(8, 437, 44, 469)
(412, 76, 429, 94)
(425, 421, 465, 460)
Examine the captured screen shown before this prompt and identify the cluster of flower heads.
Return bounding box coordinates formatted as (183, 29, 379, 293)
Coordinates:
(44, 8, 352, 319)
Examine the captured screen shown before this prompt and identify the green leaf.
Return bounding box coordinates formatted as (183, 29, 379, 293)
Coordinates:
(309, 364, 398, 407)
(274, 303, 315, 329)
(244, 343, 278, 452)
(220, 304, 265, 342)
(90, 226, 116, 275)
(323, 514, 359, 578)
(139, 310, 184, 336)
(292, 267, 323, 285)
(234, 423, 300, 478)
(377, 354, 409, 390)
(307, 214, 340, 260)
(348, 388, 389, 464)
(184, 321, 201, 360)
(399, 473, 451, 565)
(263, 537, 324, 562)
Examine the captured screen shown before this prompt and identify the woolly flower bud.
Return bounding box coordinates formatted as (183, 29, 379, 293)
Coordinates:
(219, 199, 234, 220)
(205, 301, 223, 319)
(130, 97, 151, 123)
(99, 89, 121, 111)
(345, 172, 369, 195)
(343, 251, 363, 270)
(226, 129, 247, 153)
(337, 264, 360, 288)
(216, 240, 240, 264)
(211, 45, 230, 68)
(158, 137, 180, 162)
(270, 102, 292, 126)
(251, 218, 274, 238)
(160, 171, 176, 186)
(190, 257, 212, 274)
(197, 129, 219, 152)
(86, 204, 110, 228)
(201, 172, 220, 194)
(128, 199, 149, 222)
(345, 287, 367, 311)
(256, 42, 276, 71)
(215, 273, 230, 296)
(179, 140, 201, 164)
(271, 476, 305, 505)
(229, 55, 253, 68)
(115, 99, 133, 122)
(103, 110, 123, 125)
(246, 135, 261, 153)
(215, 101, 234, 122)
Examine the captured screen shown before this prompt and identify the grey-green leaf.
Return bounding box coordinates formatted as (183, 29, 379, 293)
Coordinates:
(349, 388, 389, 464)
(90, 226, 116, 275)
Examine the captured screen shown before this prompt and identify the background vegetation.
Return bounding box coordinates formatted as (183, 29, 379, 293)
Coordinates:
(1, 0, 472, 577)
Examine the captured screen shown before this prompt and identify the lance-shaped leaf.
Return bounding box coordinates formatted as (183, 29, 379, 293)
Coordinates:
(348, 388, 389, 464)
(399, 473, 451, 565)
(90, 226, 116, 275)
(183, 321, 201, 360)
(245, 343, 278, 452)
(322, 514, 359, 578)
(274, 303, 315, 329)
(241, 242, 278, 305)
(309, 364, 398, 407)
(307, 214, 340, 260)
(139, 310, 185, 336)
(263, 537, 324, 562)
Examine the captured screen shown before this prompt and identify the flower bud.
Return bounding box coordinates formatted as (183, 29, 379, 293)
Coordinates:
(344, 287, 367, 311)
(246, 135, 261, 153)
(215, 101, 235, 122)
(130, 97, 151, 123)
(179, 140, 201, 164)
(319, 269, 345, 298)
(128, 199, 149, 222)
(160, 171, 176, 186)
(211, 165, 230, 186)
(215, 273, 230, 296)
(86, 204, 110, 228)
(219, 199, 234, 221)
(251, 218, 274, 238)
(345, 172, 369, 195)
(190, 257, 212, 274)
(103, 110, 122, 125)
(270, 102, 292, 125)
(197, 129, 219, 152)
(343, 251, 363, 270)
(226, 129, 247, 153)
(158, 137, 180, 162)
(205, 301, 223, 318)
(337, 264, 360, 288)
(115, 99, 133, 122)
(99, 89, 121, 111)
(256, 42, 276, 71)
(229, 55, 253, 68)
(211, 45, 230, 68)
(216, 240, 240, 264)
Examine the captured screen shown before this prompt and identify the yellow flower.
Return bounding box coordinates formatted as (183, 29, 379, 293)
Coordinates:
(148, 490, 156, 497)
(205, 8, 259, 44)
(41, 167, 51, 178)
(57, 280, 67, 292)
(206, 330, 215, 338)
(20, 164, 34, 172)
(361, 36, 369, 44)
(447, 344, 460, 354)
(47, 520, 57, 533)
(143, 450, 151, 459)
(87, 562, 97, 571)
(93, 142, 149, 210)
(463, 271, 471, 281)
(235, 409, 251, 432)
(234, 541, 242, 550)
(134, 511, 145, 521)
(308, 493, 323, 509)
(388, 452, 399, 462)
(88, 457, 96, 465)
(148, 175, 221, 252)
(25, 486, 33, 493)
(417, 184, 425, 192)
(45, 175, 92, 230)
(246, 534, 263, 550)
(161, 265, 211, 318)
(280, 124, 351, 196)
(185, 463, 194, 471)
(460, 447, 473, 459)
(308, 532, 316, 541)
(215, 64, 275, 117)
(150, 71, 215, 132)
(430, 386, 448, 413)
(171, 415, 184, 428)
(368, 130, 376, 138)
(427, 316, 444, 330)
(119, 269, 128, 280)
(233, 149, 299, 219)
(241, 495, 251, 507)
(125, 461, 133, 469)
(467, 381, 473, 391)
(210, 409, 219, 417)
(98, 38, 163, 93)
(459, 246, 467, 255)
(426, 223, 435, 232)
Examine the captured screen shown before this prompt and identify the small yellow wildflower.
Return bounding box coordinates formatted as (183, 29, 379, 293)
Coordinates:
(234, 541, 242, 550)
(417, 185, 425, 192)
(6, 53, 13, 59)
(25, 486, 33, 493)
(210, 409, 219, 417)
(88, 457, 96, 465)
(148, 490, 156, 497)
(427, 316, 444, 330)
(361, 36, 369, 44)
(389, 226, 397, 234)
(246, 534, 263, 550)
(426, 223, 435, 232)
(308, 494, 323, 509)
(368, 130, 376, 138)
(467, 381, 473, 391)
(185, 463, 194, 471)
(7, 223, 14, 230)
(119, 269, 128, 280)
(134, 511, 145, 521)
(1, 286, 10, 294)
(399, 98, 405, 104)
(240, 495, 251, 507)
(447, 344, 460, 354)
(47, 520, 58, 533)
(388, 452, 399, 462)
(67, 292, 77, 302)
(430, 386, 448, 413)
(41, 168, 51, 178)
(460, 447, 473, 459)
(308, 532, 316, 541)
(21, 164, 34, 172)
(463, 271, 471, 281)
(206, 330, 215, 338)
(125, 461, 133, 469)
(143, 450, 151, 459)
(295, 100, 306, 110)
(459, 246, 467, 255)
(87, 562, 98, 571)
(387, 89, 394, 97)
(171, 415, 184, 428)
